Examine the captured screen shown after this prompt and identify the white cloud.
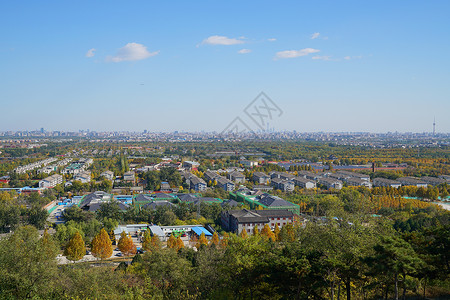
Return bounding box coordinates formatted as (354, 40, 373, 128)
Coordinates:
(85, 48, 96, 58)
(267, 38, 277, 42)
(238, 49, 251, 54)
(311, 32, 320, 39)
(312, 55, 332, 61)
(201, 35, 245, 46)
(344, 55, 363, 60)
(107, 43, 159, 62)
(275, 48, 320, 59)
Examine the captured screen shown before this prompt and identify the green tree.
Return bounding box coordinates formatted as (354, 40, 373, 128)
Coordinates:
(366, 235, 424, 300)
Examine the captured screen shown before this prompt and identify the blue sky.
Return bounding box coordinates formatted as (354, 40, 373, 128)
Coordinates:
(1, 0, 449, 133)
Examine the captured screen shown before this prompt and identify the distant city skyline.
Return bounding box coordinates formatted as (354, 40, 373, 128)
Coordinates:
(1, 1, 449, 132)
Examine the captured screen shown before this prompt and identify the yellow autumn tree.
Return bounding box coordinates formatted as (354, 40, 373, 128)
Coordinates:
(118, 231, 137, 256)
(261, 224, 275, 241)
(176, 237, 184, 251)
(220, 232, 229, 248)
(273, 223, 281, 241)
(142, 230, 152, 251)
(167, 234, 177, 249)
(240, 229, 248, 239)
(196, 232, 208, 248)
(253, 226, 259, 236)
(91, 228, 113, 260)
(64, 231, 86, 262)
(151, 234, 162, 250)
(210, 232, 219, 247)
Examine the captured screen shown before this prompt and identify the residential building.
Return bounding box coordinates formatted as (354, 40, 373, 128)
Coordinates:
(227, 171, 246, 183)
(271, 178, 294, 192)
(293, 177, 316, 189)
(39, 174, 63, 188)
(74, 170, 91, 183)
(297, 170, 322, 181)
(240, 160, 258, 167)
(252, 172, 271, 184)
(160, 181, 171, 192)
(345, 177, 372, 188)
(397, 177, 428, 188)
(100, 170, 114, 181)
(221, 209, 294, 234)
(420, 176, 446, 186)
(216, 177, 235, 191)
(183, 161, 200, 171)
(336, 171, 370, 181)
(373, 178, 402, 188)
(318, 177, 343, 190)
(189, 176, 207, 191)
(123, 171, 136, 183)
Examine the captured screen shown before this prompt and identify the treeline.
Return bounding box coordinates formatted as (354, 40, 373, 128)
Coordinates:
(0, 217, 448, 299)
(0, 192, 50, 232)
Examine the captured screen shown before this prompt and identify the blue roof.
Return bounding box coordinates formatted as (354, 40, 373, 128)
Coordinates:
(191, 226, 212, 236)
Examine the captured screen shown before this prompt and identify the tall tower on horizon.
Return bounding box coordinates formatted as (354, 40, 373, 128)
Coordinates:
(433, 117, 436, 136)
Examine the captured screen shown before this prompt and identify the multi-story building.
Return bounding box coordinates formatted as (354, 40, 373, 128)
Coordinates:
(227, 171, 246, 183)
(293, 176, 316, 189)
(252, 172, 271, 185)
(74, 171, 91, 183)
(345, 177, 372, 188)
(420, 176, 446, 186)
(397, 177, 428, 188)
(216, 177, 235, 191)
(318, 177, 343, 190)
(39, 174, 63, 188)
(373, 177, 402, 188)
(221, 209, 294, 234)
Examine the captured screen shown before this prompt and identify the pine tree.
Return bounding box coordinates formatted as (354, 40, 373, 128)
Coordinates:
(64, 231, 86, 262)
(240, 229, 248, 239)
(118, 231, 137, 256)
(91, 228, 113, 260)
(210, 232, 219, 247)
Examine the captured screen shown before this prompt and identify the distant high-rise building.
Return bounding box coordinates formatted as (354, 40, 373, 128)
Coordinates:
(40, 127, 44, 133)
(433, 117, 436, 136)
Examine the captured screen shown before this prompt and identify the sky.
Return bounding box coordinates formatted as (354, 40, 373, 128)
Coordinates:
(1, 0, 449, 133)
